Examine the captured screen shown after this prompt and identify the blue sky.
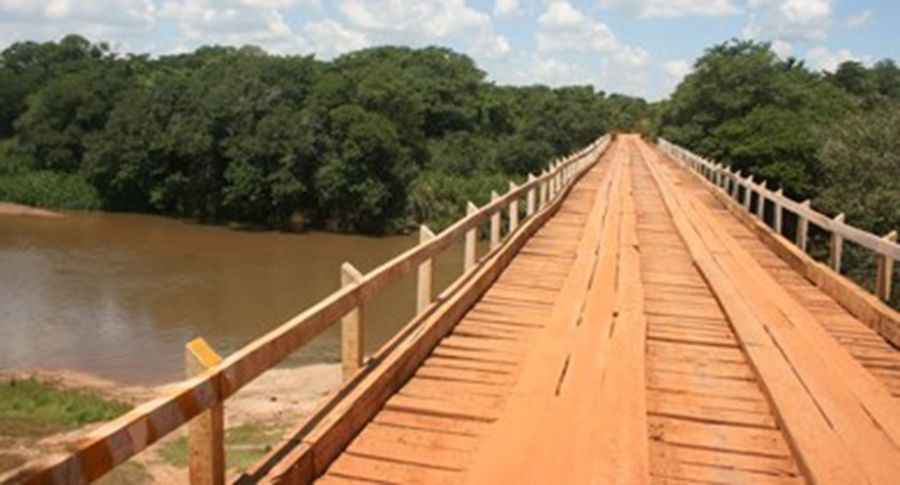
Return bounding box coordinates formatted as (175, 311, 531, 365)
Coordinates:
(1, 0, 896, 100)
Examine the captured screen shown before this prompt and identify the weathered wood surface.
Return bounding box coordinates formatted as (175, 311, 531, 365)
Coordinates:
(258, 137, 900, 485)
(645, 138, 900, 484)
(660, 138, 900, 347)
(2, 133, 607, 485)
(8, 135, 900, 485)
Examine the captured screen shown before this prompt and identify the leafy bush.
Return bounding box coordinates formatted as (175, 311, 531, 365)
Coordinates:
(410, 170, 513, 231)
(0, 169, 101, 210)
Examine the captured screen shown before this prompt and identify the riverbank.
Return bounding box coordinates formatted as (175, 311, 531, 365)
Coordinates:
(0, 364, 341, 483)
(0, 202, 63, 218)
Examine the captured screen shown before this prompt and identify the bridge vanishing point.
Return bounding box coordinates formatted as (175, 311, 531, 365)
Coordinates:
(5, 135, 900, 485)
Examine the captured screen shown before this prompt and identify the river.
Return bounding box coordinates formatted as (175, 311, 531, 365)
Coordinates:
(0, 211, 469, 385)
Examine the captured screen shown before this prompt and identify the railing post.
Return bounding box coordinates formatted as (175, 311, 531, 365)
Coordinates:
(756, 181, 766, 220)
(797, 200, 811, 251)
(526, 174, 536, 217)
(829, 213, 846, 272)
(490, 191, 501, 250)
(774, 189, 784, 235)
(186, 338, 225, 485)
(340, 262, 365, 380)
(551, 162, 558, 197)
(465, 201, 477, 272)
(540, 170, 548, 208)
(743, 176, 754, 210)
(732, 171, 742, 199)
(508, 181, 519, 232)
(417, 225, 435, 315)
(876, 231, 897, 302)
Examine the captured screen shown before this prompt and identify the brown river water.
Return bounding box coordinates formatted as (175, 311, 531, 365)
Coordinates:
(0, 212, 470, 385)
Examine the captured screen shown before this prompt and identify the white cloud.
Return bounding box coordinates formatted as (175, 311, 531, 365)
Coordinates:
(664, 59, 691, 81)
(493, 0, 519, 17)
(536, 1, 649, 67)
(662, 59, 691, 95)
(158, 0, 310, 54)
(771, 39, 793, 58)
(806, 46, 870, 72)
(743, 0, 834, 42)
(0, 0, 158, 51)
(494, 1, 652, 96)
(304, 19, 369, 58)
(538, 1, 585, 27)
(598, 0, 740, 18)
(847, 10, 873, 29)
(337, 0, 511, 60)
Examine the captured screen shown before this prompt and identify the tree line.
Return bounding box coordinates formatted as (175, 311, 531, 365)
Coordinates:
(0, 35, 649, 233)
(652, 39, 900, 303)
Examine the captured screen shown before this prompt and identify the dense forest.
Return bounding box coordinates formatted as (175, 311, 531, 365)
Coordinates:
(0, 34, 648, 233)
(654, 39, 900, 302)
(1, 35, 897, 298)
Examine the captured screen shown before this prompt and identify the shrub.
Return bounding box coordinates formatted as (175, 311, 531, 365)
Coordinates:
(0, 169, 101, 210)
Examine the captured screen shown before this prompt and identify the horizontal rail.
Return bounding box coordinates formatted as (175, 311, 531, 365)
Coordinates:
(658, 138, 899, 304)
(659, 139, 900, 260)
(5, 134, 611, 485)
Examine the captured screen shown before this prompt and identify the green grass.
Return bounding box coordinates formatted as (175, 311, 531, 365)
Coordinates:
(0, 378, 132, 438)
(94, 460, 152, 485)
(159, 424, 282, 472)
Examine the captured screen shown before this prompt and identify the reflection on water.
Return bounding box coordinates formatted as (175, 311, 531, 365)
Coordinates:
(0, 212, 467, 385)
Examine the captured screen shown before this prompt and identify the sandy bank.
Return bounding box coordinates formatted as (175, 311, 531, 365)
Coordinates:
(0, 202, 64, 219)
(1, 363, 341, 483)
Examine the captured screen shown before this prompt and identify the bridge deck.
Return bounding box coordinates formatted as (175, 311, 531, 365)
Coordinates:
(262, 136, 900, 485)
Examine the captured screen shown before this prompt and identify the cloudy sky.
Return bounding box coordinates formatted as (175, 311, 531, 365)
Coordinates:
(1, 0, 896, 100)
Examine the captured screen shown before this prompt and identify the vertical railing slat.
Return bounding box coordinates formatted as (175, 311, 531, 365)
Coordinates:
(417, 225, 435, 315)
(876, 231, 898, 302)
(340, 262, 365, 380)
(186, 338, 225, 485)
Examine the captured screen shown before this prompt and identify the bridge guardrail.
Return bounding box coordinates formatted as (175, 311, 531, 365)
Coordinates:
(3, 134, 611, 485)
(658, 138, 898, 306)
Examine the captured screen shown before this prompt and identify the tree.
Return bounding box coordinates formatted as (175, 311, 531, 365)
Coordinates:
(660, 39, 853, 198)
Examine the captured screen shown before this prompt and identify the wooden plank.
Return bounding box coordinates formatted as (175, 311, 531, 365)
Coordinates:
(637, 140, 864, 484)
(461, 142, 622, 484)
(671, 178, 900, 476)
(255, 143, 609, 484)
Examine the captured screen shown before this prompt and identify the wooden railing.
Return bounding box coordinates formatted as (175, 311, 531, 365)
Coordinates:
(4, 134, 611, 485)
(658, 138, 899, 304)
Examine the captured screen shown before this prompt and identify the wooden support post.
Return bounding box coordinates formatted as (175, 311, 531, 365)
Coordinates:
(508, 181, 519, 232)
(464, 201, 477, 272)
(526, 174, 536, 217)
(829, 213, 846, 272)
(744, 175, 754, 210)
(756, 181, 767, 220)
(551, 162, 558, 196)
(797, 200, 811, 252)
(732, 171, 741, 199)
(774, 189, 784, 235)
(490, 191, 501, 250)
(876, 231, 897, 302)
(539, 170, 548, 208)
(340, 262, 364, 381)
(186, 338, 225, 485)
(416, 225, 435, 315)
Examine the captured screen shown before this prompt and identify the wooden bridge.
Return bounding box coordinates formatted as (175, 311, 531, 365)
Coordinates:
(5, 135, 900, 485)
